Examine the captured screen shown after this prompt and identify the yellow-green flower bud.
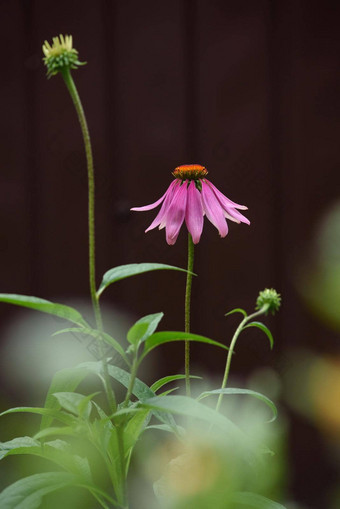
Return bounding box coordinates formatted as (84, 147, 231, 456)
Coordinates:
(256, 288, 281, 315)
(42, 34, 86, 78)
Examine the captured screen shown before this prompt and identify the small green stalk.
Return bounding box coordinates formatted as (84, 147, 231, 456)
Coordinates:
(215, 304, 269, 413)
(61, 67, 116, 413)
(185, 233, 195, 397)
(123, 354, 139, 407)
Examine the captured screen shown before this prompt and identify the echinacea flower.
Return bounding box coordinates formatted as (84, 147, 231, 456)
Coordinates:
(131, 164, 250, 245)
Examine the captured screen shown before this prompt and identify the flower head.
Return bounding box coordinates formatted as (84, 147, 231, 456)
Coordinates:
(131, 164, 250, 245)
(42, 34, 86, 78)
(256, 288, 281, 315)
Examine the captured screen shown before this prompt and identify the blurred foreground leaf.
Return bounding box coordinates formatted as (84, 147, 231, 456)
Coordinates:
(0, 294, 86, 326)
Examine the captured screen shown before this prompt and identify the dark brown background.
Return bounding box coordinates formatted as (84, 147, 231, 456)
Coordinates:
(0, 1, 340, 507)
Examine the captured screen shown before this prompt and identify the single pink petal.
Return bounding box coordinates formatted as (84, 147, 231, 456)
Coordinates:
(185, 181, 204, 244)
(223, 210, 240, 223)
(131, 181, 176, 212)
(201, 181, 228, 237)
(223, 206, 250, 225)
(165, 182, 188, 245)
(145, 181, 179, 232)
(159, 181, 182, 230)
(205, 179, 248, 210)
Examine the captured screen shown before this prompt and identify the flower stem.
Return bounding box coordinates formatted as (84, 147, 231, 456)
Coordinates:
(61, 68, 116, 413)
(215, 306, 268, 413)
(185, 233, 195, 396)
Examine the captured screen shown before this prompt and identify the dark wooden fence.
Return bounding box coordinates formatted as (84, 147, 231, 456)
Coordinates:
(0, 1, 339, 506)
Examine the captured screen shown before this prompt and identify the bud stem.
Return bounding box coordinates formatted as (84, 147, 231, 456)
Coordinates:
(215, 305, 268, 413)
(61, 67, 116, 413)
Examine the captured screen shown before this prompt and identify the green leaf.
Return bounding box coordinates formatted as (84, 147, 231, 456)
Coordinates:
(41, 367, 89, 430)
(243, 321, 274, 349)
(53, 327, 129, 366)
(77, 392, 101, 419)
(225, 307, 248, 318)
(141, 395, 249, 446)
(0, 437, 40, 461)
(0, 439, 92, 482)
(151, 374, 202, 392)
(124, 409, 150, 452)
(78, 361, 154, 401)
(141, 331, 228, 360)
(145, 424, 185, 435)
(197, 388, 278, 422)
(33, 427, 76, 441)
(127, 312, 163, 346)
(0, 294, 86, 326)
(0, 472, 77, 509)
(97, 263, 193, 297)
(78, 362, 179, 431)
(0, 407, 75, 426)
(52, 392, 95, 419)
(230, 492, 287, 508)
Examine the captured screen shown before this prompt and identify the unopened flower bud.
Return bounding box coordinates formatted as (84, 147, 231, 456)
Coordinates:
(42, 34, 86, 78)
(256, 288, 281, 315)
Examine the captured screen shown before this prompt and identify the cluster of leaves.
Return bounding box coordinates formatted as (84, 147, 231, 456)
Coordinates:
(0, 264, 284, 508)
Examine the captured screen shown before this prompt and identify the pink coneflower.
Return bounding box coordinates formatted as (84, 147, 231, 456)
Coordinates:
(131, 164, 250, 245)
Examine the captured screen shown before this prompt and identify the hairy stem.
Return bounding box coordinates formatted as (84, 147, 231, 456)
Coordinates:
(185, 233, 195, 396)
(61, 68, 116, 412)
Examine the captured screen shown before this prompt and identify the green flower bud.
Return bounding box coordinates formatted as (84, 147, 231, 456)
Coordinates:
(256, 288, 281, 315)
(42, 34, 86, 78)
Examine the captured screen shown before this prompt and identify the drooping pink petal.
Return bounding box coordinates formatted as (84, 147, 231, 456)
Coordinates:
(144, 181, 179, 232)
(223, 206, 250, 225)
(201, 181, 228, 237)
(165, 182, 188, 245)
(223, 210, 240, 223)
(159, 180, 182, 230)
(185, 181, 204, 244)
(131, 181, 176, 212)
(205, 179, 248, 210)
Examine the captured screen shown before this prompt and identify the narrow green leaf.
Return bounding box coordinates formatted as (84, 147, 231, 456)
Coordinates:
(0, 437, 40, 461)
(225, 307, 247, 318)
(33, 427, 76, 441)
(151, 374, 202, 392)
(127, 312, 163, 346)
(145, 424, 185, 435)
(41, 367, 89, 430)
(0, 440, 92, 482)
(243, 321, 274, 349)
(52, 392, 94, 419)
(97, 263, 193, 297)
(0, 472, 77, 509)
(0, 407, 75, 426)
(141, 331, 228, 360)
(158, 388, 179, 396)
(77, 392, 101, 419)
(78, 361, 154, 401)
(53, 327, 129, 366)
(197, 388, 278, 422)
(230, 492, 287, 509)
(0, 294, 86, 326)
(141, 395, 250, 447)
(78, 361, 179, 431)
(124, 409, 150, 452)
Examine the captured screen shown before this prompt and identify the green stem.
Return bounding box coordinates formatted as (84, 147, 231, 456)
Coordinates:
(123, 356, 139, 407)
(185, 233, 195, 397)
(116, 425, 127, 508)
(215, 306, 268, 413)
(61, 68, 116, 413)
